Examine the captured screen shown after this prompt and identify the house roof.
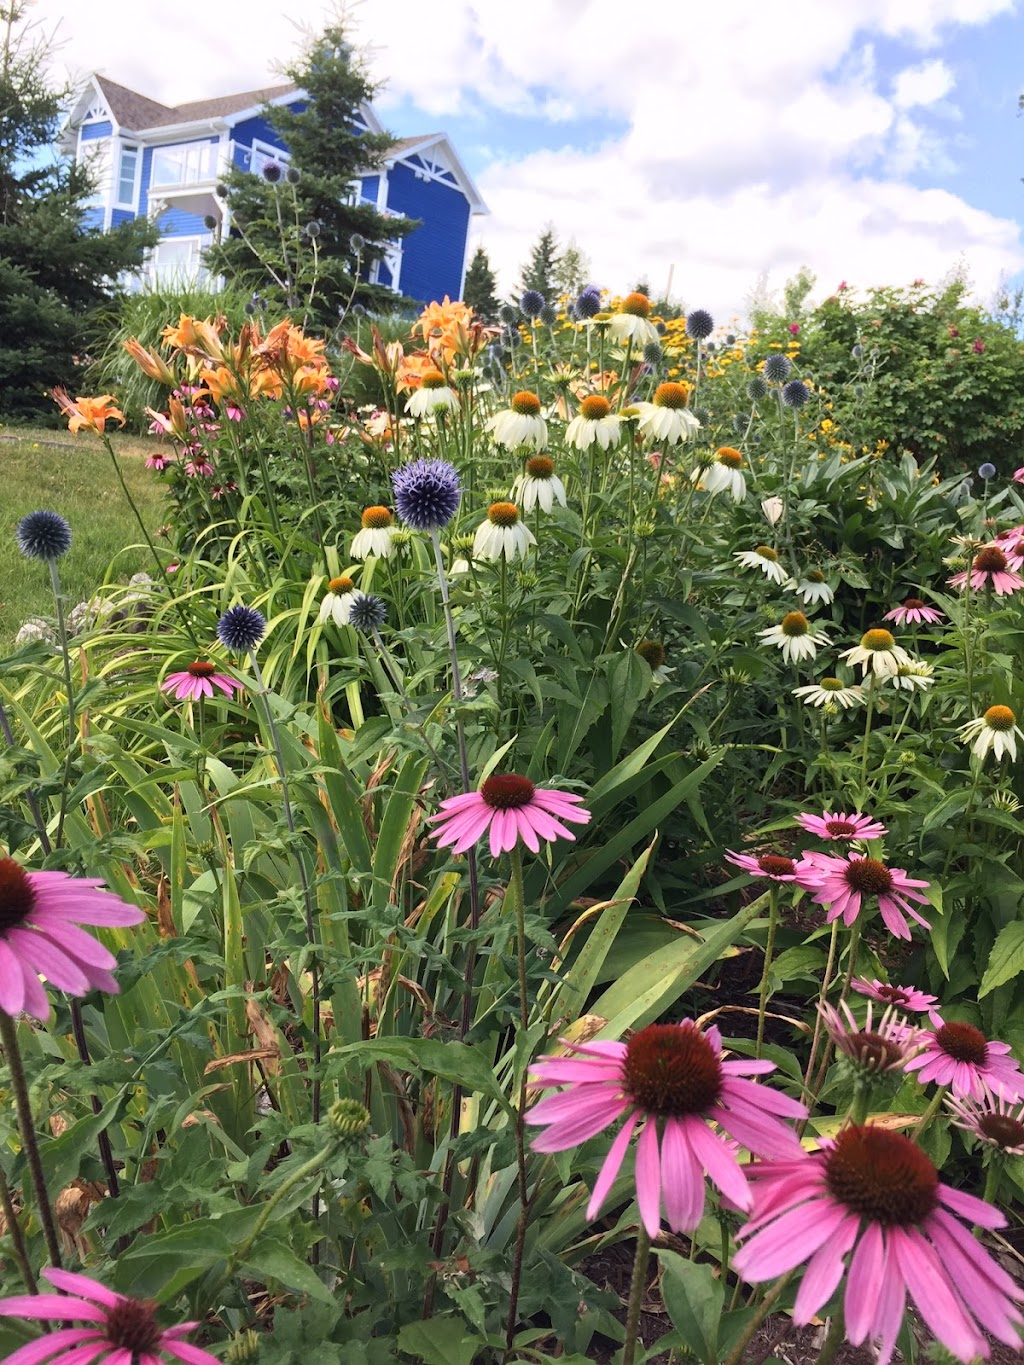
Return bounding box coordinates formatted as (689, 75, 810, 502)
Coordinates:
(93, 76, 174, 131)
(93, 75, 299, 130)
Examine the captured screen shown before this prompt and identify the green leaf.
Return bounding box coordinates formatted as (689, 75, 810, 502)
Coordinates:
(372, 753, 429, 913)
(397, 1317, 484, 1365)
(241, 1239, 336, 1304)
(328, 1037, 511, 1111)
(980, 921, 1024, 997)
(657, 1249, 724, 1365)
(112, 1219, 235, 1301)
(606, 649, 649, 757)
(40, 1094, 125, 1190)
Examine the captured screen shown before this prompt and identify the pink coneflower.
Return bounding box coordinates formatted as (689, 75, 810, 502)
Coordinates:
(733, 1125, 1023, 1365)
(852, 978, 941, 1017)
(972, 339, 986, 354)
(430, 775, 590, 858)
(145, 453, 170, 471)
(947, 1084, 1024, 1155)
(807, 853, 931, 940)
(797, 811, 887, 842)
(995, 527, 1024, 570)
(185, 458, 214, 478)
(819, 1000, 923, 1074)
(161, 662, 240, 701)
(0, 1266, 220, 1365)
(1013, 468, 1024, 485)
(526, 1019, 807, 1237)
(0, 859, 144, 1021)
(903, 1021, 1023, 1100)
(724, 850, 820, 884)
(949, 545, 1024, 596)
(883, 598, 944, 627)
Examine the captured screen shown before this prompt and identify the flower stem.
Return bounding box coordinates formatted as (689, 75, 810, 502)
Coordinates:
(813, 1310, 847, 1365)
(0, 1009, 62, 1268)
(0, 1164, 37, 1293)
(622, 1225, 651, 1365)
(755, 885, 780, 1060)
(721, 1272, 792, 1365)
(911, 1083, 949, 1140)
(504, 845, 531, 1349)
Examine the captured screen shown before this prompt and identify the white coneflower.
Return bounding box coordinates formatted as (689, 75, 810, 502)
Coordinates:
(958, 705, 1024, 763)
(512, 456, 567, 513)
(634, 383, 701, 446)
(886, 661, 935, 692)
(608, 291, 660, 348)
(761, 496, 784, 527)
(840, 628, 912, 679)
(697, 446, 747, 502)
(634, 639, 673, 685)
(734, 545, 788, 585)
(473, 501, 536, 562)
(318, 574, 358, 625)
(792, 677, 864, 709)
(564, 394, 623, 451)
(405, 368, 458, 417)
(758, 611, 830, 664)
(350, 506, 395, 559)
(485, 391, 548, 450)
(789, 569, 835, 606)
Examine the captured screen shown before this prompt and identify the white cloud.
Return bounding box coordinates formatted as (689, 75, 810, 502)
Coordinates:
(892, 58, 955, 108)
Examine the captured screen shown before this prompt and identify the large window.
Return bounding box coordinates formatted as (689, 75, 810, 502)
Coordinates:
(150, 142, 219, 189)
(116, 145, 139, 206)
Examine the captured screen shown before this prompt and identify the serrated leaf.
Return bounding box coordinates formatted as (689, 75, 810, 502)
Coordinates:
(980, 921, 1024, 997)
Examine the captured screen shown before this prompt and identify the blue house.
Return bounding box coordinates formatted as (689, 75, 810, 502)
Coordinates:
(58, 75, 488, 305)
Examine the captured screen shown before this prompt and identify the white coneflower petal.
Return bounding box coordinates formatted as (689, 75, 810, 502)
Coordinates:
(958, 705, 1024, 763)
(792, 678, 864, 709)
(473, 502, 537, 562)
(734, 546, 788, 585)
(758, 611, 830, 664)
(840, 628, 913, 678)
(485, 391, 548, 450)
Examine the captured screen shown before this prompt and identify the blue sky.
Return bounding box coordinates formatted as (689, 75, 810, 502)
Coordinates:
(32, 0, 1024, 315)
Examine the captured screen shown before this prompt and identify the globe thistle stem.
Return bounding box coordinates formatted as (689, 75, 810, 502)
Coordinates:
(0, 1009, 62, 1268)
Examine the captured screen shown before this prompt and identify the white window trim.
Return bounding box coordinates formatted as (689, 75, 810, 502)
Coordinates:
(115, 143, 142, 210)
(248, 138, 290, 177)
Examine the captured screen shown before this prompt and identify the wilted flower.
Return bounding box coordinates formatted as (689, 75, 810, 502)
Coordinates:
(16, 510, 72, 561)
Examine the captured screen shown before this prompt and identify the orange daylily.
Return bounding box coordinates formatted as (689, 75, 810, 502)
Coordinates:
(145, 394, 189, 439)
(52, 389, 126, 435)
(123, 338, 177, 386)
(161, 314, 226, 360)
(411, 296, 473, 348)
(341, 326, 405, 385)
(395, 353, 438, 394)
(255, 320, 326, 378)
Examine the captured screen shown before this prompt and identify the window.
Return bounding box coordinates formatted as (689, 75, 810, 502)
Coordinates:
(116, 145, 139, 206)
(150, 142, 219, 188)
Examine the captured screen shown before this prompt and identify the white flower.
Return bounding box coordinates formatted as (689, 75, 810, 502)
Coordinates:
(632, 639, 673, 686)
(350, 506, 395, 560)
(758, 611, 830, 664)
(608, 292, 659, 348)
(634, 383, 701, 446)
(406, 374, 458, 418)
(473, 502, 536, 562)
(485, 391, 548, 449)
(696, 447, 746, 502)
(793, 679, 864, 709)
(788, 572, 835, 606)
(318, 575, 358, 625)
(841, 629, 913, 678)
(734, 546, 788, 585)
(512, 456, 567, 513)
(886, 661, 935, 692)
(959, 706, 1024, 763)
(565, 395, 623, 451)
(761, 496, 784, 527)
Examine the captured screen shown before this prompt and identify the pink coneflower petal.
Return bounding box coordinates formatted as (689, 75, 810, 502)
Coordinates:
(844, 1221, 885, 1342)
(529, 1094, 629, 1151)
(43, 1271, 121, 1306)
(635, 1118, 662, 1237)
(160, 1343, 222, 1365)
(928, 1211, 1022, 1339)
(893, 1227, 983, 1363)
(686, 1117, 751, 1210)
(3, 1331, 106, 1365)
(661, 1118, 704, 1232)
(0, 1296, 108, 1322)
(430, 776, 592, 858)
(794, 1215, 859, 1325)
(6, 929, 91, 993)
(587, 1110, 639, 1219)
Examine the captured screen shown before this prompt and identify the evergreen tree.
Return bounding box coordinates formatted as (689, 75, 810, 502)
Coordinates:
(553, 239, 590, 300)
(462, 244, 499, 319)
(205, 22, 417, 325)
(515, 225, 560, 303)
(0, 1, 156, 420)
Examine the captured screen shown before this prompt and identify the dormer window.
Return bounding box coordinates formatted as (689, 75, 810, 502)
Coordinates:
(116, 144, 139, 207)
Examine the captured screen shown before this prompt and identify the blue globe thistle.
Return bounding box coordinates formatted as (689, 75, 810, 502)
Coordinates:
(539, 304, 557, 327)
(685, 309, 714, 341)
(285, 165, 301, 185)
(17, 510, 71, 561)
(782, 379, 810, 409)
(746, 375, 769, 401)
(979, 462, 997, 480)
(260, 160, 283, 185)
(655, 321, 667, 336)
(498, 303, 518, 326)
(732, 414, 747, 436)
(304, 220, 322, 239)
(643, 340, 663, 366)
(573, 290, 601, 320)
(726, 333, 736, 345)
(693, 406, 711, 427)
(349, 233, 366, 255)
(203, 214, 218, 230)
(520, 290, 545, 319)
(349, 593, 388, 632)
(851, 344, 864, 359)
(763, 353, 791, 383)
(392, 459, 462, 530)
(217, 605, 266, 652)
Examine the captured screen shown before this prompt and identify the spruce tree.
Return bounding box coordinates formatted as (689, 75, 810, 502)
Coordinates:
(515, 226, 560, 304)
(205, 22, 416, 325)
(552, 239, 590, 301)
(462, 244, 499, 320)
(0, 1, 156, 420)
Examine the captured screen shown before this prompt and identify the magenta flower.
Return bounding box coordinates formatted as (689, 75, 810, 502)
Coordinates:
(947, 1083, 1024, 1155)
(161, 662, 240, 701)
(185, 458, 214, 478)
(903, 1021, 1023, 1100)
(724, 850, 819, 883)
(972, 338, 986, 354)
(145, 453, 170, 471)
(1013, 468, 1024, 485)
(851, 977, 941, 1018)
(0, 1267, 219, 1365)
(883, 599, 944, 627)
(796, 811, 887, 842)
(805, 853, 931, 940)
(525, 1020, 807, 1237)
(819, 1000, 923, 1074)
(995, 527, 1024, 570)
(733, 1125, 1023, 1364)
(429, 775, 590, 857)
(948, 545, 1023, 596)
(0, 860, 145, 1021)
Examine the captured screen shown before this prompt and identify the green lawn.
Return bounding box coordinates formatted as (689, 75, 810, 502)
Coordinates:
(0, 431, 170, 653)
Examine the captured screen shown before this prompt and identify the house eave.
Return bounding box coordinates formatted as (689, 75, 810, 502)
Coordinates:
(385, 133, 489, 216)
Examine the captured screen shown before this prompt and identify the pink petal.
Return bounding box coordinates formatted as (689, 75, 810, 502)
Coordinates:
(660, 1118, 704, 1232)
(48, 1346, 108, 1365)
(6, 929, 90, 994)
(794, 1214, 858, 1325)
(27, 922, 116, 970)
(938, 1184, 1006, 1229)
(686, 1118, 752, 1211)
(634, 1118, 663, 1238)
(587, 1111, 640, 1221)
(529, 1094, 629, 1152)
(733, 1200, 838, 1280)
(1, 1330, 104, 1365)
(432, 792, 485, 816)
(515, 809, 542, 853)
(447, 810, 494, 854)
(873, 1253, 907, 1365)
(0, 939, 26, 1014)
(161, 1341, 223, 1365)
(891, 1227, 984, 1363)
(927, 1211, 1023, 1341)
(42, 1270, 122, 1306)
(844, 1222, 884, 1343)
(104, 1351, 132, 1365)
(0, 1296, 106, 1322)
(529, 1058, 624, 1085)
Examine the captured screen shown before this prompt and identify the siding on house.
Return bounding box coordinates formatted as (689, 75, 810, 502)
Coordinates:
(384, 161, 471, 304)
(81, 122, 112, 140)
